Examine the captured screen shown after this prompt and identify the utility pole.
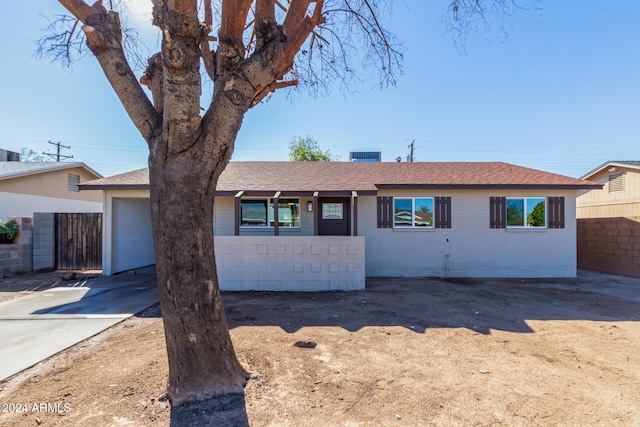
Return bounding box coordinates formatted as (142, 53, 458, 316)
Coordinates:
(407, 140, 414, 163)
(43, 141, 74, 162)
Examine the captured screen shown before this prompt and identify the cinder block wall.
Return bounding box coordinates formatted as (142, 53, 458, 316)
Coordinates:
(32, 213, 56, 271)
(577, 217, 640, 278)
(0, 217, 33, 278)
(215, 236, 365, 291)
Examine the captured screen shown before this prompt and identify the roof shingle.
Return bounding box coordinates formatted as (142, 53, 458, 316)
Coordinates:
(80, 161, 601, 193)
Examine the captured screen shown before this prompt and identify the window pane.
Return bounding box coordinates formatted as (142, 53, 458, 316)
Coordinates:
(506, 199, 524, 226)
(414, 198, 434, 227)
(394, 199, 412, 226)
(322, 203, 343, 219)
(526, 198, 546, 227)
(270, 199, 300, 227)
(241, 200, 267, 226)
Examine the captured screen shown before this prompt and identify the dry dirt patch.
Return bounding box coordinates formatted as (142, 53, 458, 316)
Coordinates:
(0, 271, 639, 426)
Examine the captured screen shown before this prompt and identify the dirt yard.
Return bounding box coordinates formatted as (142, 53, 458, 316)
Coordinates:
(0, 270, 639, 426)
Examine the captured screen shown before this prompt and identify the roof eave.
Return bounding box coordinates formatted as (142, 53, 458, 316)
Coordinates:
(0, 163, 102, 181)
(79, 184, 150, 191)
(580, 161, 640, 180)
(376, 184, 603, 190)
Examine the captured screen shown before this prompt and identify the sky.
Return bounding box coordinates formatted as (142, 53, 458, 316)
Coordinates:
(0, 1, 638, 178)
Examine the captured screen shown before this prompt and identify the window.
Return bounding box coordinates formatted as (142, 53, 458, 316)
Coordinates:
(506, 197, 546, 228)
(271, 199, 300, 227)
(378, 196, 451, 229)
(240, 198, 300, 227)
(394, 197, 434, 228)
(241, 200, 268, 226)
(492, 197, 564, 229)
(67, 174, 80, 192)
(322, 203, 343, 220)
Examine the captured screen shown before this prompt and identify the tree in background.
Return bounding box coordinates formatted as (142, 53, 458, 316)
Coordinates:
(527, 200, 546, 227)
(289, 136, 335, 161)
(20, 148, 46, 162)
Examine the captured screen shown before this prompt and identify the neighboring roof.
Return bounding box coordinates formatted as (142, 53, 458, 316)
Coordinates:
(80, 162, 601, 195)
(580, 161, 640, 180)
(0, 162, 102, 181)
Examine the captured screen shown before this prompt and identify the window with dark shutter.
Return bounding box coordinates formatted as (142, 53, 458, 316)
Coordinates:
(490, 197, 506, 228)
(435, 197, 452, 228)
(547, 197, 565, 229)
(377, 196, 393, 228)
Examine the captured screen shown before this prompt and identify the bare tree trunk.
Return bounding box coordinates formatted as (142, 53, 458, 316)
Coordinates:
(149, 152, 247, 406)
(55, 0, 402, 408)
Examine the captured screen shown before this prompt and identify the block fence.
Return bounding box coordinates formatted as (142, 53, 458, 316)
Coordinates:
(0, 217, 33, 278)
(577, 217, 640, 278)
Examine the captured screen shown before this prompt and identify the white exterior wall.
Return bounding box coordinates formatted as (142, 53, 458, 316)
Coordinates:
(361, 189, 578, 278)
(101, 189, 578, 279)
(215, 236, 364, 291)
(0, 191, 102, 220)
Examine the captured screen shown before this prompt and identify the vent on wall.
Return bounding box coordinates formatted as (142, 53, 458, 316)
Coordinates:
(68, 174, 80, 192)
(609, 173, 624, 193)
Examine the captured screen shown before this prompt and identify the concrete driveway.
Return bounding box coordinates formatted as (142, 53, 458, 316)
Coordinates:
(0, 273, 159, 381)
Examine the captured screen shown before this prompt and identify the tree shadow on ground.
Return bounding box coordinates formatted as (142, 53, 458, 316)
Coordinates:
(170, 393, 249, 427)
(222, 271, 640, 335)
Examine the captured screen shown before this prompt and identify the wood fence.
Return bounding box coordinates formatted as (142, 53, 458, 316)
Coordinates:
(56, 213, 102, 270)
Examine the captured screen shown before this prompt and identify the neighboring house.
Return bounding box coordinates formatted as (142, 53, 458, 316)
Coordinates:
(80, 162, 599, 290)
(0, 161, 103, 220)
(576, 161, 640, 278)
(577, 161, 640, 218)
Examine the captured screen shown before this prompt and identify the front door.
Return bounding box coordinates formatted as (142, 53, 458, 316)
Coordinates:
(318, 198, 350, 236)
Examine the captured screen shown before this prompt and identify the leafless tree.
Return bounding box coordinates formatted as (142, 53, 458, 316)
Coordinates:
(51, 0, 401, 407)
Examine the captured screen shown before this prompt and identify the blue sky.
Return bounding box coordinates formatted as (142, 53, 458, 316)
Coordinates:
(0, 1, 638, 178)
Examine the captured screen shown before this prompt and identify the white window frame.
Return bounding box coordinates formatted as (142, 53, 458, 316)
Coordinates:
(240, 198, 300, 228)
(393, 197, 435, 229)
(506, 197, 547, 228)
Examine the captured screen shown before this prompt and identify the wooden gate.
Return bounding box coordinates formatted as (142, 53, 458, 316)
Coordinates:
(56, 213, 102, 270)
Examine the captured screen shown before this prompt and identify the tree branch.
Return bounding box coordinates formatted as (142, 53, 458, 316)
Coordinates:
(252, 79, 298, 105)
(219, 0, 253, 68)
(282, 0, 312, 37)
(256, 0, 276, 24)
(58, 0, 96, 23)
(140, 53, 164, 114)
(58, 0, 161, 142)
(167, 0, 197, 14)
(277, 0, 324, 76)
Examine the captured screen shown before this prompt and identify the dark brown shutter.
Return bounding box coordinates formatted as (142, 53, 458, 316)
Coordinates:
(377, 196, 393, 228)
(490, 197, 506, 228)
(435, 197, 452, 228)
(548, 197, 565, 229)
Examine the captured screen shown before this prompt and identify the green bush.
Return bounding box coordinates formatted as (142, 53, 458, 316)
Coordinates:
(0, 220, 19, 241)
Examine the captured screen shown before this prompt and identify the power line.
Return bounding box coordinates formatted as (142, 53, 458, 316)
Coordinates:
(43, 140, 74, 162)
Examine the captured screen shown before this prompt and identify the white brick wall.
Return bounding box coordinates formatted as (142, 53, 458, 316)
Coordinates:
(361, 189, 578, 278)
(215, 236, 365, 291)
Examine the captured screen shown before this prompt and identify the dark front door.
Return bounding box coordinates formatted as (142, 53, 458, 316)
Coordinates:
(318, 198, 350, 236)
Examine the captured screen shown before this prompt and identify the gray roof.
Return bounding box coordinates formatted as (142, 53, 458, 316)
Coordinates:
(580, 161, 640, 179)
(80, 161, 601, 195)
(0, 162, 102, 180)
